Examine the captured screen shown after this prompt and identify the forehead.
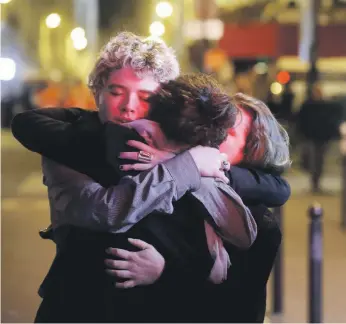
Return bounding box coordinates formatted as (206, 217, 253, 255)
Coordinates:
(107, 66, 159, 92)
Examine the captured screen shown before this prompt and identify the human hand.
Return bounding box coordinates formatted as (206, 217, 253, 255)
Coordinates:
(119, 140, 175, 171)
(105, 238, 165, 289)
(188, 146, 230, 183)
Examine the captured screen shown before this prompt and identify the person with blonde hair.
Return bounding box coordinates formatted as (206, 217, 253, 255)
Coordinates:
(12, 31, 290, 322)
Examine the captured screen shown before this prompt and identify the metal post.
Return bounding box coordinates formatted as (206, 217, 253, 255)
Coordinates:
(272, 206, 283, 314)
(306, 0, 320, 100)
(339, 122, 346, 230)
(308, 203, 323, 323)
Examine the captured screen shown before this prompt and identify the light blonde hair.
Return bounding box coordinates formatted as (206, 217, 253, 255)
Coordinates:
(88, 32, 180, 101)
(232, 93, 291, 173)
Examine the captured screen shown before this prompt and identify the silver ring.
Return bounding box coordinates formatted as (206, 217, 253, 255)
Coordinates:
(138, 151, 153, 163)
(221, 160, 230, 171)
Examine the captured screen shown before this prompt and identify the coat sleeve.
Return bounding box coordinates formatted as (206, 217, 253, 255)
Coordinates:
(11, 107, 97, 168)
(227, 166, 291, 207)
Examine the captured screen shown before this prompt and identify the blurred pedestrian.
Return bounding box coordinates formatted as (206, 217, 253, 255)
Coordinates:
(281, 81, 294, 123)
(297, 83, 340, 193)
(266, 91, 281, 116)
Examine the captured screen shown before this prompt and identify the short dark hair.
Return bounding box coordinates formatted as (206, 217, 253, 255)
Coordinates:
(148, 73, 237, 148)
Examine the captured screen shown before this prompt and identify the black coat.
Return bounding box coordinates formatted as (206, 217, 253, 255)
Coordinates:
(297, 99, 343, 142)
(12, 108, 289, 322)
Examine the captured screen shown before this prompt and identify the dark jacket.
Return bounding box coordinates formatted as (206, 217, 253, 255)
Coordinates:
(12, 108, 290, 323)
(201, 205, 281, 323)
(297, 99, 343, 142)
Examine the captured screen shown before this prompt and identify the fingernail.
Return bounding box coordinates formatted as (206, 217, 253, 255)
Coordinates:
(105, 248, 111, 253)
(119, 166, 124, 170)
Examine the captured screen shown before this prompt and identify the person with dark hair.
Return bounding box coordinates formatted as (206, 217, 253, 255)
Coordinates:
(116, 92, 291, 323)
(148, 74, 235, 148)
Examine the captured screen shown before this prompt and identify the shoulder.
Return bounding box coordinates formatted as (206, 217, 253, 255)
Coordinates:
(73, 109, 102, 132)
(71, 108, 99, 121)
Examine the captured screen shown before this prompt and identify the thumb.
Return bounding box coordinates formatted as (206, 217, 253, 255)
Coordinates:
(214, 170, 229, 184)
(128, 238, 151, 250)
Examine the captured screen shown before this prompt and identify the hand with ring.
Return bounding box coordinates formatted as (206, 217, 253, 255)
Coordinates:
(220, 153, 231, 172)
(188, 146, 230, 183)
(119, 140, 176, 171)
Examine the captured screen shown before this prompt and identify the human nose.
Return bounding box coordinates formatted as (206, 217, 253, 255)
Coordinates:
(124, 93, 139, 113)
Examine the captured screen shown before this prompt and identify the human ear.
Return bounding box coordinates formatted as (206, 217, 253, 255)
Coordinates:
(228, 128, 236, 137)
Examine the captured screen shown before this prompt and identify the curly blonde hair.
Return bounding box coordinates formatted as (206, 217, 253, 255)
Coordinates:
(88, 32, 180, 100)
(232, 93, 291, 174)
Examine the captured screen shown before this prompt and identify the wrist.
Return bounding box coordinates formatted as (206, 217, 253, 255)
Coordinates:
(163, 151, 201, 193)
(156, 257, 165, 279)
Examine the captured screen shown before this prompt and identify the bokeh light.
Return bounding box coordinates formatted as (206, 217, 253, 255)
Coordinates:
(73, 37, 88, 50)
(70, 27, 85, 41)
(45, 13, 61, 29)
(149, 21, 165, 37)
(270, 82, 283, 95)
(156, 1, 173, 18)
(276, 71, 291, 84)
(0, 58, 16, 81)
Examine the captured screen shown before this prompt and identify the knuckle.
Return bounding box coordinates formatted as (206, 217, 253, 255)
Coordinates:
(132, 253, 140, 262)
(107, 260, 116, 268)
(125, 282, 133, 288)
(128, 253, 137, 261)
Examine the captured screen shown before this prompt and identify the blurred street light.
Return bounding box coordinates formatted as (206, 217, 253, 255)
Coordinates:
(73, 37, 88, 51)
(71, 27, 85, 41)
(276, 71, 291, 84)
(0, 0, 12, 4)
(0, 58, 16, 81)
(45, 13, 61, 29)
(270, 82, 283, 95)
(254, 62, 268, 75)
(149, 21, 165, 37)
(156, 1, 173, 18)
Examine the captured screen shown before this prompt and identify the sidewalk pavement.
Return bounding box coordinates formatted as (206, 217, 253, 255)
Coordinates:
(266, 182, 346, 323)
